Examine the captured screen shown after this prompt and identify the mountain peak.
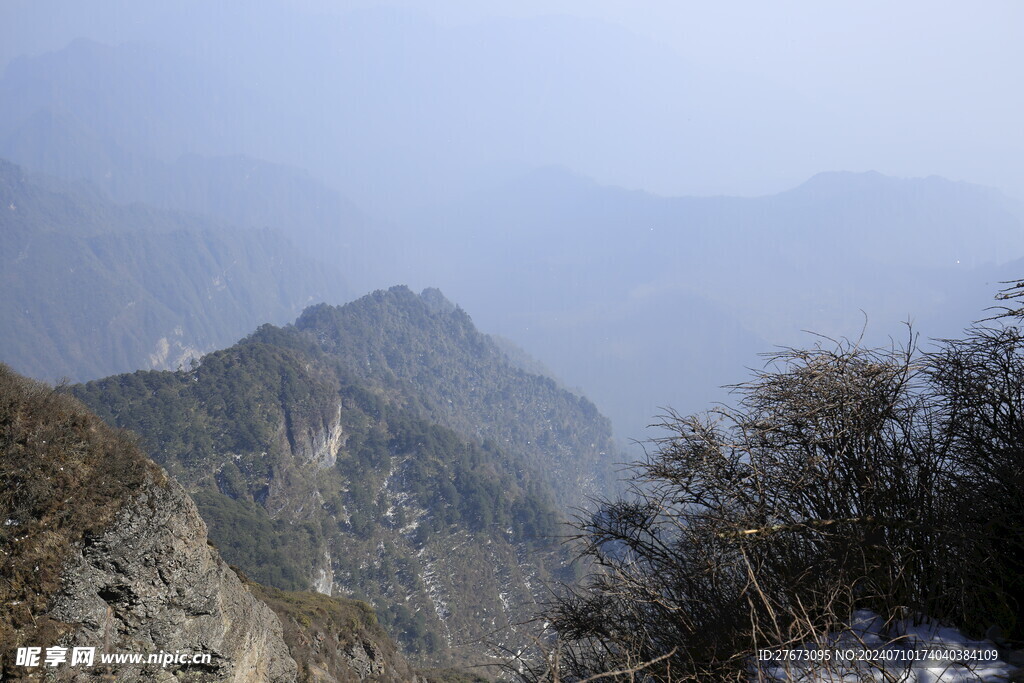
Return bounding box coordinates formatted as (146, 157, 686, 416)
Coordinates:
(789, 170, 1006, 201)
(794, 170, 895, 194)
(420, 286, 455, 315)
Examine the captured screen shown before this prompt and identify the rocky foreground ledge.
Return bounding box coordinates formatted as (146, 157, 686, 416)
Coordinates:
(0, 365, 421, 682)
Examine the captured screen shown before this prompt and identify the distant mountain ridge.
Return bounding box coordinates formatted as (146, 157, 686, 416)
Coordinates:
(390, 165, 1024, 440)
(1, 106, 391, 292)
(0, 38, 274, 163)
(0, 158, 350, 382)
(4, 35, 1021, 445)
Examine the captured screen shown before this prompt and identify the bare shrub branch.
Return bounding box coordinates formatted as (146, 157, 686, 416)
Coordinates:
(517, 316, 1024, 681)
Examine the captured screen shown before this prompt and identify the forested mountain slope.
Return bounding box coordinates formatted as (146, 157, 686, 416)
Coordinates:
(72, 287, 618, 666)
(288, 286, 618, 505)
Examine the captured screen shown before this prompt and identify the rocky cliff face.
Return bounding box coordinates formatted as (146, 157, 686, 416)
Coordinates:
(0, 364, 297, 681)
(246, 581, 427, 683)
(49, 467, 298, 682)
(0, 365, 419, 682)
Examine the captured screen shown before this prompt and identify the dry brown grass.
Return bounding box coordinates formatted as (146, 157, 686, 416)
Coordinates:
(0, 364, 156, 677)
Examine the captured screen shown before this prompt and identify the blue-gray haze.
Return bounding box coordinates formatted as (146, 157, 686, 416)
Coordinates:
(1, 0, 1022, 442)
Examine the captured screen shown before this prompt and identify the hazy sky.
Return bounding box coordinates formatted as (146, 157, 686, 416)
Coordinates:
(291, 0, 1024, 197)
(2, 0, 1022, 199)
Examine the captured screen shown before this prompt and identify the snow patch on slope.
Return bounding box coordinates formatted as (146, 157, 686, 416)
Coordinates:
(756, 610, 1015, 681)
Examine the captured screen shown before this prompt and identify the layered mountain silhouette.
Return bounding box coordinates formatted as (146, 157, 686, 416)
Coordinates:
(0, 159, 353, 382)
(4, 37, 1022, 441)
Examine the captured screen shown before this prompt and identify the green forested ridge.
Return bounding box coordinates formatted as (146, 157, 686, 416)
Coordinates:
(0, 157, 349, 382)
(288, 286, 617, 506)
(72, 287, 609, 664)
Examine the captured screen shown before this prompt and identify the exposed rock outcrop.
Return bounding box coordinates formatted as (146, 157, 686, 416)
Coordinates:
(291, 402, 344, 470)
(0, 365, 297, 681)
(1, 364, 425, 682)
(246, 581, 426, 683)
(49, 467, 298, 682)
